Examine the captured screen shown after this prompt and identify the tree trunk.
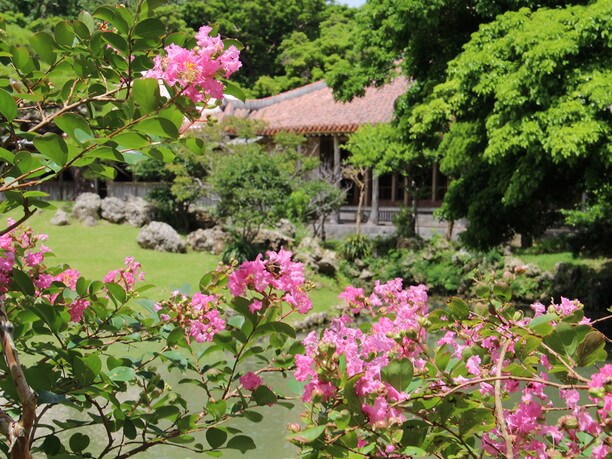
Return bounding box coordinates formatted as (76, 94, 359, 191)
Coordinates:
(0, 305, 35, 459)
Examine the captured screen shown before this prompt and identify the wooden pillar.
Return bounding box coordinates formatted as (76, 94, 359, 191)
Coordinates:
(331, 135, 342, 224)
(431, 164, 439, 202)
(403, 176, 409, 206)
(368, 172, 379, 225)
(391, 173, 397, 203)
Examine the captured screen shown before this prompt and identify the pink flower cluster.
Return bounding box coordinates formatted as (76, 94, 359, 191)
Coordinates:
(295, 279, 428, 427)
(103, 256, 145, 292)
(240, 371, 263, 391)
(0, 223, 90, 322)
(146, 25, 241, 103)
(228, 249, 312, 315)
(156, 291, 225, 343)
(437, 299, 610, 458)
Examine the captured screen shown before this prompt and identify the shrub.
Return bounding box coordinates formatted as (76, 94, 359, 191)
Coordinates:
(340, 233, 372, 261)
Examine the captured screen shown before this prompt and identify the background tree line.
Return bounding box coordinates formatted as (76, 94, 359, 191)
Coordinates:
(0, 0, 360, 97)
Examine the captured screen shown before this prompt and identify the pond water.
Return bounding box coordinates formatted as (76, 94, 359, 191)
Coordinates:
(37, 348, 303, 459)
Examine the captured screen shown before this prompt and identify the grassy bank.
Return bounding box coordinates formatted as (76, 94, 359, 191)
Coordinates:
(9, 205, 345, 311)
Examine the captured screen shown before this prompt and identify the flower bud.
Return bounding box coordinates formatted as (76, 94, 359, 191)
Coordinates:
(559, 415, 579, 430)
(287, 423, 301, 433)
(311, 387, 325, 404)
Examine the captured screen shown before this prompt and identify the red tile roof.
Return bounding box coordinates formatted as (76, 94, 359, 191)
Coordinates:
(221, 77, 409, 135)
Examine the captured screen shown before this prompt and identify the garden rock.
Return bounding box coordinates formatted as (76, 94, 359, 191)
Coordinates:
(187, 227, 228, 255)
(101, 197, 125, 223)
(192, 208, 217, 229)
(125, 197, 153, 227)
(295, 237, 338, 276)
(359, 269, 374, 282)
(72, 192, 101, 222)
(276, 219, 296, 238)
(254, 229, 294, 252)
(50, 209, 70, 226)
(137, 221, 186, 253)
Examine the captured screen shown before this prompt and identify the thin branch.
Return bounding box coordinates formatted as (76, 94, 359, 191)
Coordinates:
(495, 340, 513, 459)
(0, 207, 36, 237)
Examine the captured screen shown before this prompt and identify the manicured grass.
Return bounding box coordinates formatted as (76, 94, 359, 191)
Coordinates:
(10, 205, 346, 310)
(518, 251, 610, 273)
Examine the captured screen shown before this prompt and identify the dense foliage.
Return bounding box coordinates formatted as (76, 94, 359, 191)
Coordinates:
(332, 0, 610, 249)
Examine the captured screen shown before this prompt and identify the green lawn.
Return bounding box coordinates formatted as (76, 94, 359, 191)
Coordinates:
(517, 252, 610, 273)
(9, 205, 345, 312)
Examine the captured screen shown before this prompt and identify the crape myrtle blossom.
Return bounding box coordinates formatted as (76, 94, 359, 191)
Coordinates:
(146, 25, 241, 103)
(295, 279, 427, 427)
(0, 222, 148, 322)
(156, 292, 225, 343)
(239, 372, 263, 391)
(294, 276, 610, 456)
(228, 248, 313, 315)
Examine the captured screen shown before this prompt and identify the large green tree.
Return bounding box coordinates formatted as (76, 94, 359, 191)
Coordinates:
(253, 4, 358, 96)
(331, 0, 609, 248)
(409, 0, 611, 248)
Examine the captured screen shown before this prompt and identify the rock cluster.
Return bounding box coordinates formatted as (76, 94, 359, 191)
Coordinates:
(65, 193, 153, 227)
(137, 221, 186, 253)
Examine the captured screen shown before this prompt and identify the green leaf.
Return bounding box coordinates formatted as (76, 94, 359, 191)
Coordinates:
(33, 133, 68, 166)
(87, 146, 123, 161)
(252, 385, 277, 406)
(100, 31, 128, 54)
(287, 426, 326, 444)
(0, 89, 17, 122)
(134, 18, 165, 39)
(493, 282, 512, 301)
(255, 321, 296, 338)
(37, 390, 67, 405)
(447, 297, 469, 319)
(29, 32, 57, 65)
(10, 45, 35, 73)
(72, 354, 102, 385)
(69, 433, 90, 453)
(206, 427, 227, 449)
(107, 366, 136, 382)
(166, 327, 189, 348)
(223, 81, 245, 102)
(161, 350, 188, 370)
(134, 117, 178, 138)
(106, 282, 127, 304)
(155, 405, 180, 421)
(528, 313, 558, 336)
(226, 435, 256, 453)
(11, 269, 35, 296)
(55, 113, 93, 143)
(381, 359, 413, 392)
(123, 418, 137, 439)
(75, 277, 88, 297)
(133, 78, 162, 113)
(112, 132, 150, 149)
(223, 38, 244, 51)
(206, 400, 226, 420)
(54, 21, 75, 47)
(77, 11, 95, 33)
(576, 330, 606, 367)
(0, 147, 14, 164)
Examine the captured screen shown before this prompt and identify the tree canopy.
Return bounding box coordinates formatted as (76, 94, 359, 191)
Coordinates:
(332, 0, 610, 248)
